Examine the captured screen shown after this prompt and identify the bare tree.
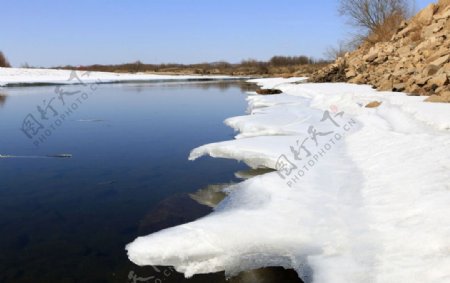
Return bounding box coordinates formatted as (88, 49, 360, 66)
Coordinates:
(324, 41, 351, 60)
(0, 51, 11, 67)
(339, 0, 410, 32)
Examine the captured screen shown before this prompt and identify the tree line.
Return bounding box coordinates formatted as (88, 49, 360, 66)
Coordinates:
(54, 56, 329, 75)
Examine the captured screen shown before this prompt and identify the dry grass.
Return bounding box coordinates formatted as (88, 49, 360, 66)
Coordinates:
(0, 51, 11, 67)
(366, 12, 405, 44)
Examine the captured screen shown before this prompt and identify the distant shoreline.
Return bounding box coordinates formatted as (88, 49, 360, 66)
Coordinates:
(0, 67, 249, 88)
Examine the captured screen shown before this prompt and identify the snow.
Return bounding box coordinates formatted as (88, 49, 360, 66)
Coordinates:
(248, 77, 308, 89)
(0, 67, 237, 87)
(127, 79, 450, 283)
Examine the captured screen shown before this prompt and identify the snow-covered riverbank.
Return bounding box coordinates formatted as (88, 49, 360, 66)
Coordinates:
(127, 78, 450, 283)
(0, 67, 237, 87)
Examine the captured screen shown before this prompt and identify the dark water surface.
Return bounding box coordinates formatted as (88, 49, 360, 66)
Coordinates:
(0, 81, 302, 283)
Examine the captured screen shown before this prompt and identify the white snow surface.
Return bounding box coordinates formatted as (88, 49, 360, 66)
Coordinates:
(127, 79, 450, 283)
(248, 77, 308, 89)
(0, 67, 235, 86)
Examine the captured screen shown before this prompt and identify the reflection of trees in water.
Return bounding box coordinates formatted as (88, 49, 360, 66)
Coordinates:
(122, 80, 258, 93)
(0, 93, 7, 107)
(190, 81, 259, 93)
(237, 82, 260, 93)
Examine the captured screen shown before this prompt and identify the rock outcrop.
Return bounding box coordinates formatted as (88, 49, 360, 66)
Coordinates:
(311, 0, 450, 102)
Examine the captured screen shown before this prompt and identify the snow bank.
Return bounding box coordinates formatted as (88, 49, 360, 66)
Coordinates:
(127, 79, 450, 283)
(248, 77, 307, 89)
(0, 67, 237, 87)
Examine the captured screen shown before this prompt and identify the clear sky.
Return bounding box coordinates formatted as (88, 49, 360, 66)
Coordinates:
(1, 0, 436, 67)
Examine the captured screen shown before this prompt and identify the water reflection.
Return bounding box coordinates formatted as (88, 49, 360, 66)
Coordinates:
(189, 183, 230, 207)
(122, 80, 258, 93)
(136, 188, 304, 282)
(230, 267, 304, 283)
(138, 194, 212, 235)
(0, 93, 7, 107)
(124, 266, 304, 283)
(235, 168, 275, 179)
(189, 168, 277, 209)
(134, 165, 304, 283)
(186, 81, 259, 93)
(0, 82, 250, 283)
(0, 81, 302, 283)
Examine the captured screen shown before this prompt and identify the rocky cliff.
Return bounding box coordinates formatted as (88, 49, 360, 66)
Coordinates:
(311, 0, 450, 102)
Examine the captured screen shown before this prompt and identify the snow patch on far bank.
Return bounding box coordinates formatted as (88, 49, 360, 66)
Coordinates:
(0, 67, 238, 87)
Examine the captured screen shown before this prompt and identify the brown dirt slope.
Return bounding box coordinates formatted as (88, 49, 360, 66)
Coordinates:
(310, 0, 450, 102)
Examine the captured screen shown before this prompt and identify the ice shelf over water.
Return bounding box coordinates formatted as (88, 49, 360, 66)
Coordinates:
(127, 78, 450, 283)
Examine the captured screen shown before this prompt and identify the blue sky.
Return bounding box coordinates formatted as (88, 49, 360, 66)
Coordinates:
(1, 0, 435, 67)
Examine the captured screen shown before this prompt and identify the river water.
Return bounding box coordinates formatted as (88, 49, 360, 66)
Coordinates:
(0, 81, 302, 283)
